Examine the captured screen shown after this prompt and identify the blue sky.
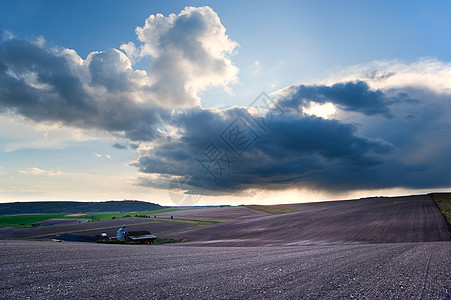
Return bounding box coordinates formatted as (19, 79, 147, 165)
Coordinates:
(1, 1, 450, 205)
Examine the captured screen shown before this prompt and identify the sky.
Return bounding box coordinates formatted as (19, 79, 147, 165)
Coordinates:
(0, 0, 450, 205)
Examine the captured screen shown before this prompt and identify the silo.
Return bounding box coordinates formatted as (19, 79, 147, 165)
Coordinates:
(117, 225, 128, 241)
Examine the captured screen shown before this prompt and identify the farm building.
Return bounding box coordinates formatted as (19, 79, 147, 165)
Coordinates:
(128, 231, 157, 244)
(53, 233, 99, 243)
(116, 225, 157, 244)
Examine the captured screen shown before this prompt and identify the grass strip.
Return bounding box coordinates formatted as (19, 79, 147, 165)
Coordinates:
(0, 213, 66, 227)
(246, 205, 297, 215)
(430, 193, 451, 232)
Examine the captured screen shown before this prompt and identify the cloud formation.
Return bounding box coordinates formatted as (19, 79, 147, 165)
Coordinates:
(0, 36, 164, 141)
(1, 7, 451, 197)
(0, 6, 238, 142)
(122, 6, 238, 106)
(18, 167, 63, 176)
(133, 106, 397, 194)
(277, 81, 393, 117)
(133, 60, 451, 194)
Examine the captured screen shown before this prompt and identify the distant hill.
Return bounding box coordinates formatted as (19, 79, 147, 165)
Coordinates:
(0, 200, 164, 215)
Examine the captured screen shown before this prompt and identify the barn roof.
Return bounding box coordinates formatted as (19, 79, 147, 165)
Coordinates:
(54, 233, 99, 243)
(128, 233, 157, 241)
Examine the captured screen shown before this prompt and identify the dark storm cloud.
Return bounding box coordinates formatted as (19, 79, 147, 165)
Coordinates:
(134, 77, 451, 194)
(279, 81, 393, 117)
(133, 107, 400, 194)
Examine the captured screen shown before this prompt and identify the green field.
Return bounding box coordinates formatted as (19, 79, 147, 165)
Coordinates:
(0, 208, 185, 228)
(0, 213, 67, 227)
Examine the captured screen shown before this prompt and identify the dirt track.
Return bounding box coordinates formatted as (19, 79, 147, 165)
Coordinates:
(160, 195, 451, 246)
(1, 240, 449, 299)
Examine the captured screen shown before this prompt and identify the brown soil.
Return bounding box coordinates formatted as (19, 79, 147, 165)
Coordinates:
(159, 195, 451, 246)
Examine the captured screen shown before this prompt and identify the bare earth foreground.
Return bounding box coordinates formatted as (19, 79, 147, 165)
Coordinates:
(0, 195, 450, 299)
(0, 240, 450, 299)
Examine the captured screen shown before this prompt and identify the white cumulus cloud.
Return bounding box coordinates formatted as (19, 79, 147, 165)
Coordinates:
(18, 167, 63, 176)
(122, 6, 239, 106)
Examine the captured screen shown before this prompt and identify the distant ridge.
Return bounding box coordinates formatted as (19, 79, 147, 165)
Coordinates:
(0, 200, 164, 215)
